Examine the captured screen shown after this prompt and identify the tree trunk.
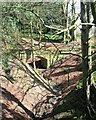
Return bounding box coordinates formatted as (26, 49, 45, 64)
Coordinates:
(80, 2, 96, 118)
(61, 2, 68, 43)
(81, 2, 89, 92)
(81, 2, 89, 118)
(69, 0, 75, 41)
(90, 1, 96, 25)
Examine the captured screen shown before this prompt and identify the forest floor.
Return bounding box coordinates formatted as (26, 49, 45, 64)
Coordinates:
(0, 39, 83, 120)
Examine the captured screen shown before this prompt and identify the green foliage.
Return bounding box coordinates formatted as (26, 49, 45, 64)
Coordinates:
(2, 53, 13, 82)
(76, 80, 83, 89)
(44, 34, 63, 39)
(92, 44, 96, 49)
(92, 71, 96, 83)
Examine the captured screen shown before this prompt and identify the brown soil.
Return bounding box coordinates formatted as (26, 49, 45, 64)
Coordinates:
(0, 40, 83, 120)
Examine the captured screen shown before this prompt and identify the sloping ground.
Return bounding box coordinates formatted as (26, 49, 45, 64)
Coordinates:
(21, 37, 80, 51)
(0, 40, 83, 120)
(1, 81, 32, 120)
